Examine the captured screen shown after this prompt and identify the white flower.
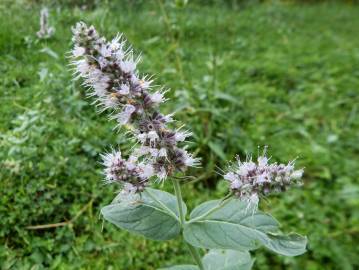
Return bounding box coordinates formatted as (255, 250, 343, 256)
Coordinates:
(101, 151, 124, 182)
(109, 34, 122, 50)
(74, 59, 90, 76)
(231, 179, 242, 189)
(182, 151, 200, 167)
(120, 59, 136, 73)
(292, 169, 304, 179)
(118, 84, 130, 95)
(117, 104, 136, 125)
(73, 46, 86, 57)
(140, 79, 152, 90)
(149, 148, 159, 157)
(163, 114, 174, 123)
(224, 172, 237, 182)
(128, 155, 138, 163)
(115, 50, 125, 61)
(98, 57, 108, 69)
(238, 161, 256, 176)
(100, 45, 112, 57)
(86, 69, 103, 84)
(139, 163, 154, 179)
(175, 130, 192, 142)
(157, 167, 167, 181)
(257, 156, 268, 168)
(149, 91, 165, 104)
(137, 133, 147, 143)
(93, 80, 109, 97)
(120, 183, 138, 197)
(125, 161, 136, 170)
(158, 148, 167, 157)
(132, 146, 150, 157)
(130, 74, 140, 85)
(256, 172, 270, 184)
(147, 131, 159, 146)
(102, 151, 122, 167)
(101, 95, 118, 109)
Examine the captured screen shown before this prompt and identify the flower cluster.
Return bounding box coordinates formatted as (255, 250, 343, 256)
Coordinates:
(37, 7, 55, 39)
(102, 151, 153, 193)
(70, 22, 199, 194)
(224, 149, 303, 205)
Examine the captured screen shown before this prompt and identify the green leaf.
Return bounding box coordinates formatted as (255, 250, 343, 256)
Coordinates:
(184, 199, 306, 256)
(158, 265, 199, 270)
(264, 233, 308, 257)
(208, 141, 227, 161)
(214, 92, 241, 105)
(101, 188, 186, 241)
(202, 249, 254, 270)
(39, 47, 59, 59)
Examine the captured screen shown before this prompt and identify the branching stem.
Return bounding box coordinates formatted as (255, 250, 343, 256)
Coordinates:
(172, 179, 205, 270)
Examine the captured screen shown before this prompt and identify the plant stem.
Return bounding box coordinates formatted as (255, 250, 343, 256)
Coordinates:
(172, 178, 185, 225)
(186, 243, 205, 270)
(172, 179, 205, 270)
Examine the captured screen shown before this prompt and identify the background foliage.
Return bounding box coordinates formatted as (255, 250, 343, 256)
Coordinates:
(1, 0, 358, 269)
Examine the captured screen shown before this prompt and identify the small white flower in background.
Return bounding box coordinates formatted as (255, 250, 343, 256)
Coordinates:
(70, 22, 199, 195)
(37, 7, 55, 39)
(224, 147, 303, 206)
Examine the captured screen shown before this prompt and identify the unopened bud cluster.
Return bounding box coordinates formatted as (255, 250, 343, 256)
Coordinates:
(71, 22, 199, 194)
(224, 149, 303, 205)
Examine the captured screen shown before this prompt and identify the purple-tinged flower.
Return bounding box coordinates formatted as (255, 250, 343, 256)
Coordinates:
(102, 151, 153, 193)
(70, 22, 199, 194)
(224, 148, 303, 206)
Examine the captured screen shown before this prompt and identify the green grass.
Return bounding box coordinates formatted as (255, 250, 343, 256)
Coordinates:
(1, 1, 359, 269)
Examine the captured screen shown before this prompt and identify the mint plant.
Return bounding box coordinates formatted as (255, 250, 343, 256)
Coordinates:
(70, 22, 307, 270)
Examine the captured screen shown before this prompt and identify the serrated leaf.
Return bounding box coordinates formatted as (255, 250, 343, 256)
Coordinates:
(184, 199, 306, 256)
(101, 188, 186, 241)
(202, 249, 253, 270)
(158, 265, 199, 270)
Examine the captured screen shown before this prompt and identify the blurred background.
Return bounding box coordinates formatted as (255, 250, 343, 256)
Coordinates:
(0, 0, 358, 269)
